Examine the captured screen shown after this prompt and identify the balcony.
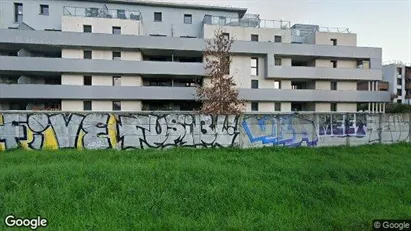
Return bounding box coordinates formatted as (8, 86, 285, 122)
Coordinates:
(63, 6, 142, 20)
(0, 85, 390, 103)
(0, 56, 204, 76)
(267, 66, 382, 81)
(203, 15, 290, 29)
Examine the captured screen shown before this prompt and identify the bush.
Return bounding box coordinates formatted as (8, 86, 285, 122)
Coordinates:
(385, 103, 411, 113)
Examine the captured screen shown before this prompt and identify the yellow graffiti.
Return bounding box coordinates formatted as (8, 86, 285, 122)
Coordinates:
(0, 115, 4, 151)
(108, 114, 118, 149)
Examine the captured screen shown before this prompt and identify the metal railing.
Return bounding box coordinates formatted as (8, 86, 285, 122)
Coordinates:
(383, 60, 411, 66)
(203, 16, 291, 29)
(318, 27, 350, 33)
(63, 6, 142, 21)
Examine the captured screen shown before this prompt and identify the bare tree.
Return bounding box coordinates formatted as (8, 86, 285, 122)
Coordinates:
(196, 29, 245, 115)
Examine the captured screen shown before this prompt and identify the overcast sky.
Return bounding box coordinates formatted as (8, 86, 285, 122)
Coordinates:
(151, 0, 411, 64)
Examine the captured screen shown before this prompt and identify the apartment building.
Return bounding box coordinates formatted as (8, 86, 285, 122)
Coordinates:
(382, 61, 411, 105)
(0, 0, 390, 112)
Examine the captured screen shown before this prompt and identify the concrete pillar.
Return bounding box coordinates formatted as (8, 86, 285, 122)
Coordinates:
(383, 103, 386, 113)
(368, 81, 371, 91)
(368, 102, 371, 112)
(376, 82, 379, 91)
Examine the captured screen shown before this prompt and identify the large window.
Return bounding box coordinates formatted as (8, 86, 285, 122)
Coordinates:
(251, 80, 259, 89)
(251, 58, 258, 76)
(331, 81, 337, 90)
(112, 52, 121, 60)
(14, 3, 23, 23)
(40, 4, 49, 16)
(331, 103, 337, 112)
(275, 58, 282, 66)
(113, 101, 121, 111)
(83, 50, 92, 59)
(113, 76, 121, 86)
(274, 81, 281, 89)
(275, 103, 281, 112)
(251, 102, 259, 112)
(184, 14, 192, 24)
(83, 76, 92, 86)
(83, 25, 92, 33)
(251, 34, 259, 42)
(154, 12, 162, 22)
(112, 26, 121, 35)
(274, 36, 282, 43)
(83, 101, 92, 111)
(222, 33, 230, 41)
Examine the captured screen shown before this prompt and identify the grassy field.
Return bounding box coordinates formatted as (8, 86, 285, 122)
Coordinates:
(0, 144, 410, 230)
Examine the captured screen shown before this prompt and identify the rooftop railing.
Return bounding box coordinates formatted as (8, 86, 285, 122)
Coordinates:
(203, 16, 291, 29)
(383, 60, 411, 66)
(318, 27, 350, 33)
(63, 6, 142, 21)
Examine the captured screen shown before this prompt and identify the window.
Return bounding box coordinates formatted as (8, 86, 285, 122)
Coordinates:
(397, 79, 402, 85)
(83, 76, 92, 86)
(251, 34, 259, 42)
(83, 101, 92, 111)
(112, 51, 121, 60)
(275, 103, 281, 112)
(331, 103, 337, 112)
(204, 14, 212, 24)
(40, 4, 49, 15)
(113, 76, 121, 86)
(14, 3, 23, 23)
(154, 12, 162, 22)
(331, 60, 337, 68)
(274, 36, 282, 43)
(117, 9, 126, 19)
(86, 8, 98, 17)
(251, 102, 259, 112)
(251, 80, 258, 89)
(331, 81, 337, 90)
(112, 26, 121, 35)
(274, 81, 281, 89)
(223, 56, 230, 75)
(251, 58, 258, 76)
(222, 33, 230, 41)
(83, 50, 92, 59)
(275, 58, 282, 66)
(397, 68, 402, 75)
(219, 16, 226, 25)
(331, 38, 337, 46)
(83, 25, 92, 33)
(184, 14, 192, 24)
(113, 101, 121, 111)
(397, 89, 402, 96)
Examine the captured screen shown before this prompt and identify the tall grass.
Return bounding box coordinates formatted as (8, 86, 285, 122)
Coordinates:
(0, 144, 410, 230)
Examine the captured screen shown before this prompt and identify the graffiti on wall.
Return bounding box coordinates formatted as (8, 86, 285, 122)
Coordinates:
(0, 113, 240, 151)
(367, 113, 410, 144)
(242, 114, 319, 147)
(318, 114, 367, 138)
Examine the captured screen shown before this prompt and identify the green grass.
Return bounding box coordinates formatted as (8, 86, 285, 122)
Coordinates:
(0, 144, 411, 230)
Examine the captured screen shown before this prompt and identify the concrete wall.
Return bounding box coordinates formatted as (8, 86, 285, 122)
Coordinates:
(0, 112, 409, 151)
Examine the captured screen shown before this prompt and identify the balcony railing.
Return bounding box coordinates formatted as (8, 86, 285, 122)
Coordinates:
(63, 6, 142, 20)
(203, 16, 290, 29)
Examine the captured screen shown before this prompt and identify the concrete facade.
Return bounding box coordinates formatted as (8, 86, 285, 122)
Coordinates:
(0, 0, 390, 112)
(382, 62, 411, 105)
